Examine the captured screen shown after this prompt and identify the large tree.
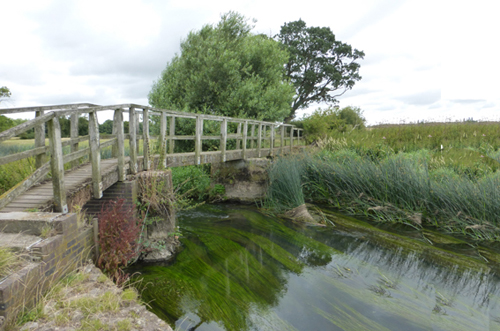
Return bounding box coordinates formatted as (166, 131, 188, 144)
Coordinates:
(277, 20, 364, 122)
(149, 12, 294, 122)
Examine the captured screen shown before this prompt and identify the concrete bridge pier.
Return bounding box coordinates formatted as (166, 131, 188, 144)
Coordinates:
(211, 158, 270, 203)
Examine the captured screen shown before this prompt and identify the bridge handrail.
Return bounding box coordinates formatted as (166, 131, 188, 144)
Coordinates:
(0, 103, 303, 213)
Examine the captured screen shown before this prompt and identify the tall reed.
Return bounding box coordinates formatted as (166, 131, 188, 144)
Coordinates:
(266, 156, 306, 211)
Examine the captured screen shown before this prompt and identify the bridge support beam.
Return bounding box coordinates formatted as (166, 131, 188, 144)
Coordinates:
(47, 117, 68, 213)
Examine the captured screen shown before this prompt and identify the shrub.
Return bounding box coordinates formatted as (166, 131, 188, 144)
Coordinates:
(97, 199, 143, 283)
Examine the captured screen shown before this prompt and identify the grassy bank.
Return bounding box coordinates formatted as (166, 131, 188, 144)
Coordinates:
(267, 148, 500, 242)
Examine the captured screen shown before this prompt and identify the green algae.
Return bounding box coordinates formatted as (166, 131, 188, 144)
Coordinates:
(133, 204, 500, 331)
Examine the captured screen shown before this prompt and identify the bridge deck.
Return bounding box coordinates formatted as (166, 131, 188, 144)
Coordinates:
(0, 159, 120, 213)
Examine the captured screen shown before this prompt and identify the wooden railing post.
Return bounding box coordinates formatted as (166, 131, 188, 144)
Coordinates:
(290, 125, 294, 151)
(195, 115, 203, 165)
(270, 125, 275, 156)
(242, 120, 248, 159)
(280, 125, 285, 154)
(35, 110, 46, 169)
(169, 116, 175, 154)
(143, 108, 150, 170)
(112, 111, 119, 158)
(129, 107, 138, 174)
(70, 113, 79, 169)
(48, 116, 68, 213)
(250, 124, 255, 149)
(116, 110, 125, 181)
(221, 118, 227, 162)
(136, 112, 140, 157)
(236, 122, 242, 150)
(257, 123, 262, 158)
(89, 111, 102, 199)
(159, 111, 167, 168)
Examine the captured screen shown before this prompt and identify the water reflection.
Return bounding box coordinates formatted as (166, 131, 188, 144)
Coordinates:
(133, 204, 500, 331)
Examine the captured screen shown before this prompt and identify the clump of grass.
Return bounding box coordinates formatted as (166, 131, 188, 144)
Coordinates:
(0, 247, 21, 279)
(265, 155, 306, 212)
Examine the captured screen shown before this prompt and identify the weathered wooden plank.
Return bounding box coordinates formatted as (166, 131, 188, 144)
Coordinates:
(143, 108, 150, 170)
(159, 111, 167, 168)
(129, 107, 138, 174)
(62, 135, 90, 147)
(135, 112, 140, 157)
(35, 110, 46, 169)
(169, 116, 175, 154)
(257, 124, 262, 158)
(0, 146, 48, 166)
(250, 124, 255, 149)
(111, 110, 120, 158)
(47, 117, 67, 213)
(70, 113, 79, 169)
(0, 163, 50, 210)
(280, 125, 285, 154)
(100, 138, 117, 149)
(270, 125, 275, 156)
(194, 116, 203, 165)
(89, 111, 102, 199)
(236, 123, 242, 150)
(242, 121, 248, 159)
(0, 112, 55, 142)
(63, 147, 90, 164)
(0, 103, 98, 115)
(221, 119, 227, 162)
(115, 110, 125, 181)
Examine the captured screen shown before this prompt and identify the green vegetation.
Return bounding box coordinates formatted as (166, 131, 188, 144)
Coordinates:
(268, 119, 500, 242)
(265, 156, 305, 212)
(294, 106, 366, 142)
(149, 11, 294, 122)
(277, 20, 364, 122)
(14, 267, 141, 331)
(0, 247, 21, 279)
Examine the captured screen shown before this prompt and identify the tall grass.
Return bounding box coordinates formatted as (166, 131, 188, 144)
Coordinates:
(297, 150, 500, 240)
(266, 156, 305, 211)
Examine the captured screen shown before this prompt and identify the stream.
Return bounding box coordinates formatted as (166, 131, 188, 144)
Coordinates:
(132, 204, 500, 331)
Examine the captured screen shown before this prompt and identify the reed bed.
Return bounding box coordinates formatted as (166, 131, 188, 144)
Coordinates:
(270, 150, 500, 241)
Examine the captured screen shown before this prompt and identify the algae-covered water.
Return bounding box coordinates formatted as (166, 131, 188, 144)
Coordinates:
(133, 204, 500, 331)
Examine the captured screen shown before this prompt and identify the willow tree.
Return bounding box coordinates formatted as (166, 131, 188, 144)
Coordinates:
(149, 12, 294, 122)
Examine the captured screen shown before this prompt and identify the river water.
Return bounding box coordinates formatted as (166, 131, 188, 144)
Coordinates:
(132, 204, 500, 331)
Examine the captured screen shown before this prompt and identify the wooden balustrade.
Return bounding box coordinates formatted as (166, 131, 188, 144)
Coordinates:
(0, 103, 304, 213)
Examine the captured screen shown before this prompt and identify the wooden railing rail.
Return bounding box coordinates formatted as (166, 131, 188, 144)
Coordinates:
(0, 103, 304, 213)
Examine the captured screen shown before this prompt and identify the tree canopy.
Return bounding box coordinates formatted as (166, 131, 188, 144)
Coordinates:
(149, 12, 294, 122)
(276, 20, 364, 122)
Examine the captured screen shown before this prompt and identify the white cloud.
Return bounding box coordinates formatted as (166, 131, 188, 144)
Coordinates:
(1, 0, 498, 126)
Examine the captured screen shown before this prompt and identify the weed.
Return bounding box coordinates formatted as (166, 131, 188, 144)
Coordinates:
(97, 199, 143, 284)
(0, 247, 24, 279)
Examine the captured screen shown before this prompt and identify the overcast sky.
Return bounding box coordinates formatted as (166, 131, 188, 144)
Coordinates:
(1, 0, 499, 125)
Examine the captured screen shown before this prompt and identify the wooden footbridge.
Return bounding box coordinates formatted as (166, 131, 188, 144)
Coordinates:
(0, 103, 303, 214)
